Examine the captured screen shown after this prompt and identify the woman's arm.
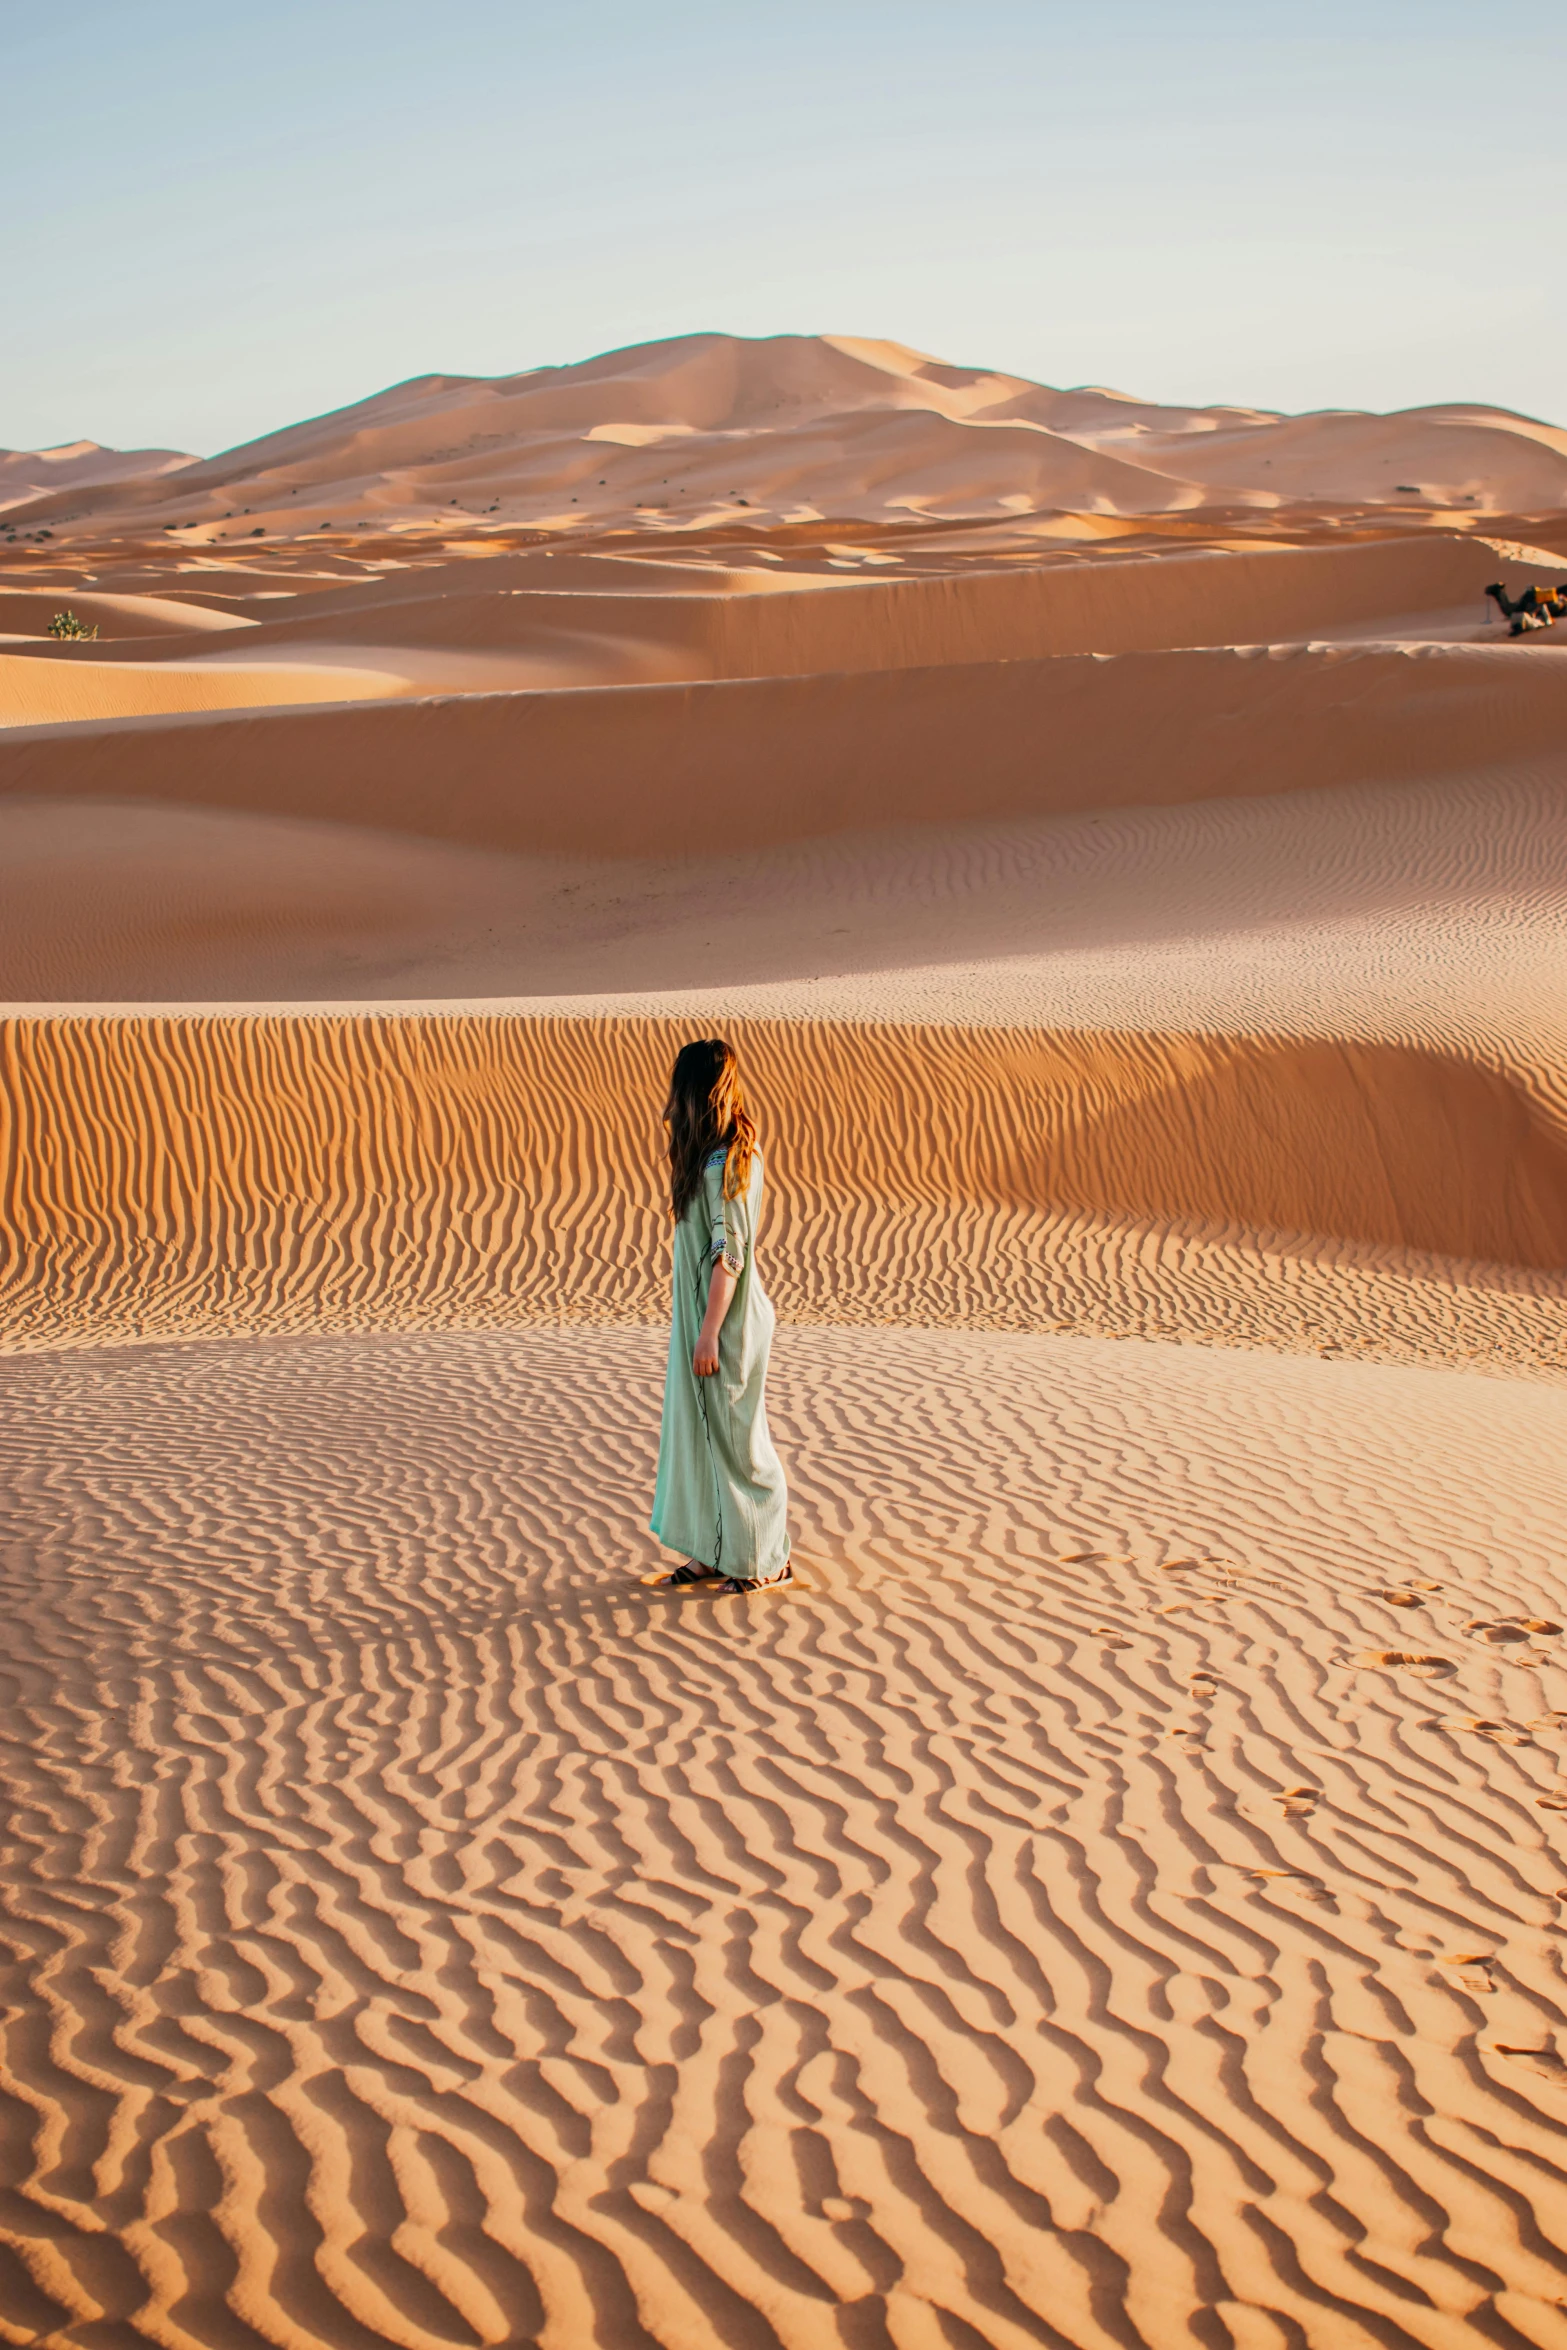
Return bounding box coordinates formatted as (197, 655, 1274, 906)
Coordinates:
(693, 1262, 738, 1377)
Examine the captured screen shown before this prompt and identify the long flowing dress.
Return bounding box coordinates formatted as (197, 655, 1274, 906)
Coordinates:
(650, 1145, 791, 1580)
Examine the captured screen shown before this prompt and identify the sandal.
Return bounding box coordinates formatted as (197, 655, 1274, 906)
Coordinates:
(715, 1564, 794, 1595)
(665, 1560, 722, 1587)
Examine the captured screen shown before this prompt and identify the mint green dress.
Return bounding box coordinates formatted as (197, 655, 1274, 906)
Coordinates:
(650, 1146, 791, 1580)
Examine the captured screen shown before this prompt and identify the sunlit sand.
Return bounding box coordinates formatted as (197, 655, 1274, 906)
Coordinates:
(2, 333, 1566, 2348)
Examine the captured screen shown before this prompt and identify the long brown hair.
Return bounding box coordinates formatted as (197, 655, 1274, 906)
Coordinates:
(664, 1037, 756, 1220)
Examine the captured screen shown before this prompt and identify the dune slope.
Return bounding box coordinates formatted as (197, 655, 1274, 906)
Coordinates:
(2, 1001, 1565, 1382)
(6, 636, 1567, 853)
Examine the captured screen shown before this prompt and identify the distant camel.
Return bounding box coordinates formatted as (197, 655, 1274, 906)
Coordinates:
(1485, 579, 1567, 634)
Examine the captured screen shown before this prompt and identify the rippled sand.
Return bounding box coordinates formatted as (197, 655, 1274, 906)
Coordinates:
(4, 1326, 1567, 2348)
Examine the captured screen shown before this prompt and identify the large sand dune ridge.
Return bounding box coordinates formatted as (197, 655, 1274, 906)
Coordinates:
(8, 333, 1567, 537)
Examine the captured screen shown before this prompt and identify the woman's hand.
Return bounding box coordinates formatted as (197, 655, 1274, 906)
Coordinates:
(693, 1336, 720, 1377)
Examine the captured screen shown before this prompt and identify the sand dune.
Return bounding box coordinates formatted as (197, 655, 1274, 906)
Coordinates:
(4, 1322, 1567, 2349)
(4, 523, 1560, 741)
(0, 437, 196, 515)
(8, 336, 1567, 537)
(4, 333, 1567, 2348)
(1, 757, 1564, 1037)
(2, 1004, 1564, 1382)
(5, 528, 1560, 679)
(7, 633, 1567, 849)
(0, 649, 420, 726)
(0, 587, 255, 640)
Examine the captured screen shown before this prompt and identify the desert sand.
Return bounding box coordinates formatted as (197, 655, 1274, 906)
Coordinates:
(2, 333, 1567, 2349)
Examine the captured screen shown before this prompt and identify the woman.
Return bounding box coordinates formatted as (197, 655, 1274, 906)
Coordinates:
(651, 1037, 792, 1594)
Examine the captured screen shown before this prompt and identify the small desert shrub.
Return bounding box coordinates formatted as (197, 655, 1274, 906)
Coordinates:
(47, 610, 98, 640)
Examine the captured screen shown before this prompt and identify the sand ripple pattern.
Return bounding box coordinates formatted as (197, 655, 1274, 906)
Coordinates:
(3, 1325, 1567, 2346)
(1, 1013, 1565, 1377)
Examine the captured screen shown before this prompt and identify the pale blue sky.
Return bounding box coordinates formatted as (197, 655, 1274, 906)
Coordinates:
(5, 0, 1563, 457)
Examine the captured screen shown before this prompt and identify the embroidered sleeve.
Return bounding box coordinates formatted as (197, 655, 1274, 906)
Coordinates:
(711, 1177, 749, 1277)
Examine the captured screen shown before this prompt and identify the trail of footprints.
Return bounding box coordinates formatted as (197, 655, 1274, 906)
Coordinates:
(2, 1326, 1567, 2346)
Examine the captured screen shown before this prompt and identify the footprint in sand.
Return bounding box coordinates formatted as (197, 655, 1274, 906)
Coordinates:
(1438, 1950, 1497, 1992)
(1356, 1649, 1454, 1676)
(1490, 2043, 1567, 2082)
(1240, 1865, 1335, 1907)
